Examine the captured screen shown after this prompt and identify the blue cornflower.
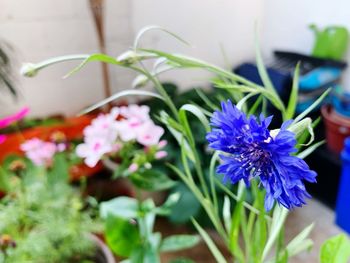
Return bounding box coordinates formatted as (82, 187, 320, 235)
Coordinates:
(206, 100, 317, 211)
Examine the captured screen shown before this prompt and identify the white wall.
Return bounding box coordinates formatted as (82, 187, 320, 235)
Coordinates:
(262, 0, 350, 90)
(130, 0, 264, 89)
(3, 1, 350, 118)
(0, 0, 134, 117)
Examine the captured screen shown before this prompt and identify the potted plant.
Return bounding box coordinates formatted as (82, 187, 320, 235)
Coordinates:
(21, 26, 341, 262)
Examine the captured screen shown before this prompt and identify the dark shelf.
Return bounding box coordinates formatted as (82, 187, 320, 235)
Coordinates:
(306, 145, 342, 209)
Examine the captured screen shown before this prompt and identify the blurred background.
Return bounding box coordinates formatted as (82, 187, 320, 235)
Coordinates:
(1, 0, 350, 117)
(1, 1, 350, 262)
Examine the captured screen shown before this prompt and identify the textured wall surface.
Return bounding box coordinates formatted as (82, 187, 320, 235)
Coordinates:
(1, 1, 349, 117)
(0, 0, 134, 117)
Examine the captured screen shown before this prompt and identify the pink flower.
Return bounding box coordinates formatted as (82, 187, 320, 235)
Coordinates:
(0, 135, 7, 145)
(116, 118, 143, 142)
(136, 121, 164, 146)
(56, 143, 66, 152)
(84, 113, 118, 143)
(76, 137, 114, 168)
(128, 163, 139, 173)
(120, 104, 150, 122)
(116, 105, 152, 142)
(158, 140, 168, 149)
(20, 138, 57, 166)
(0, 107, 30, 129)
(155, 151, 168, 159)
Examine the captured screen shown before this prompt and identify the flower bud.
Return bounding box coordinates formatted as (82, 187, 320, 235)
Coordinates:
(20, 63, 38, 77)
(50, 131, 66, 143)
(9, 160, 26, 174)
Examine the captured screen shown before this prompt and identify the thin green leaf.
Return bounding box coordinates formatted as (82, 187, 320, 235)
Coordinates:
(285, 62, 300, 119)
(141, 49, 264, 89)
(195, 88, 218, 111)
(21, 54, 89, 77)
(229, 183, 245, 262)
(297, 141, 325, 159)
(251, 180, 268, 260)
(223, 196, 231, 233)
(180, 104, 211, 132)
(262, 206, 289, 261)
(64, 53, 122, 78)
(79, 90, 165, 115)
(214, 178, 271, 221)
(254, 29, 275, 93)
(191, 218, 227, 263)
(133, 25, 191, 50)
(294, 88, 331, 123)
(286, 223, 314, 257)
(236, 92, 258, 112)
(248, 94, 263, 115)
(209, 151, 220, 213)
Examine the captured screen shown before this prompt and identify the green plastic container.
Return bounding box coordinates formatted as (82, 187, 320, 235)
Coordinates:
(309, 24, 349, 61)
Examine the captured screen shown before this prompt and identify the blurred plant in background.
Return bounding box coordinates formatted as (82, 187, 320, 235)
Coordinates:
(0, 153, 101, 262)
(0, 41, 16, 98)
(100, 193, 200, 262)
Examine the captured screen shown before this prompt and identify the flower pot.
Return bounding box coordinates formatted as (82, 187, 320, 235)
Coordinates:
(321, 104, 350, 153)
(89, 234, 116, 263)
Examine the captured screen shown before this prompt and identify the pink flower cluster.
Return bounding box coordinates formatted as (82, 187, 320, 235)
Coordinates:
(20, 138, 66, 166)
(76, 105, 166, 168)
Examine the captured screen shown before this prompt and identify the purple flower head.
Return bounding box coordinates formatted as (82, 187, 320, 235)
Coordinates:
(206, 100, 317, 211)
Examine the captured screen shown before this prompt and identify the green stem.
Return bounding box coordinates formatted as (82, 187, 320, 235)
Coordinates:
(172, 165, 229, 245)
(21, 54, 90, 77)
(215, 178, 272, 221)
(209, 152, 219, 214)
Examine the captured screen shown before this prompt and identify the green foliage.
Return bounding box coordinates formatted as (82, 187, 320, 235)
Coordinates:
(100, 196, 138, 219)
(20, 26, 330, 263)
(160, 235, 200, 252)
(100, 194, 200, 262)
(130, 169, 176, 192)
(168, 183, 201, 224)
(320, 234, 350, 263)
(0, 157, 101, 263)
(105, 215, 140, 257)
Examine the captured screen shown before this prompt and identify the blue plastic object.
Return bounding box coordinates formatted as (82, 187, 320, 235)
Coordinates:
(332, 86, 350, 118)
(299, 67, 341, 91)
(335, 137, 350, 234)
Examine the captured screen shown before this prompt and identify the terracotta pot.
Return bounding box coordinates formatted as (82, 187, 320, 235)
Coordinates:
(89, 234, 116, 263)
(321, 104, 350, 153)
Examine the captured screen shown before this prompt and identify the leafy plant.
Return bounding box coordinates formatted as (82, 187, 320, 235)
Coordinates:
(320, 234, 350, 263)
(21, 25, 326, 263)
(0, 155, 101, 262)
(100, 193, 200, 262)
